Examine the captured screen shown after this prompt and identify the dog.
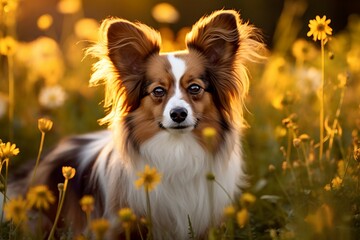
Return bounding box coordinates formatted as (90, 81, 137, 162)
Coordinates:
(9, 9, 265, 239)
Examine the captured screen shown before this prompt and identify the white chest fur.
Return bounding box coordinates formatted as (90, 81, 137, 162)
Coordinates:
(124, 131, 244, 239)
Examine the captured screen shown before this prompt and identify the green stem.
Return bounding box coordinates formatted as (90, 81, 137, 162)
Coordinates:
(137, 223, 145, 240)
(37, 209, 43, 239)
(145, 186, 153, 240)
(227, 219, 234, 240)
(207, 155, 215, 229)
(48, 179, 68, 240)
(85, 211, 91, 239)
(1, 158, 9, 223)
(125, 226, 131, 240)
(286, 129, 297, 183)
(214, 179, 233, 202)
(30, 132, 45, 187)
(207, 177, 215, 228)
(8, 55, 14, 141)
(319, 38, 325, 168)
(328, 87, 345, 159)
(273, 172, 293, 206)
(247, 221, 253, 240)
(299, 142, 313, 186)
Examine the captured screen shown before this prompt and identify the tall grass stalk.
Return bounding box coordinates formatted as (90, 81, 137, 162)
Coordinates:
(286, 128, 297, 183)
(48, 180, 68, 240)
(206, 156, 215, 229)
(0, 158, 9, 223)
(30, 131, 46, 187)
(300, 143, 313, 186)
(145, 186, 153, 240)
(319, 38, 325, 168)
(207, 174, 215, 227)
(328, 86, 346, 160)
(7, 55, 14, 141)
(85, 210, 91, 240)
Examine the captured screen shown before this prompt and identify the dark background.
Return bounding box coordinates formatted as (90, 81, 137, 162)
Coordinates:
(16, 0, 360, 48)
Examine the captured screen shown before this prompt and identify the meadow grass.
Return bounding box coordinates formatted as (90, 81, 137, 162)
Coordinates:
(1, 1, 360, 239)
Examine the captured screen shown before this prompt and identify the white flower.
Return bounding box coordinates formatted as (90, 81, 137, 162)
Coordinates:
(39, 85, 67, 109)
(297, 67, 321, 94)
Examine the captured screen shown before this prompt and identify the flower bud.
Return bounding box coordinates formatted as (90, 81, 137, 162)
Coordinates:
(38, 118, 53, 133)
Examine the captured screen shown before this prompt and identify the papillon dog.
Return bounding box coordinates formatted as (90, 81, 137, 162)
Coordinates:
(10, 9, 265, 239)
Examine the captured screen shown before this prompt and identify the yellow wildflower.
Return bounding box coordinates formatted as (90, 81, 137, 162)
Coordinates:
(236, 208, 249, 228)
(118, 207, 136, 229)
(80, 195, 95, 213)
(202, 127, 217, 150)
(62, 166, 76, 180)
(307, 15, 333, 41)
(118, 208, 136, 222)
(0, 141, 19, 160)
(134, 165, 162, 191)
(0, 36, 18, 56)
(202, 127, 217, 140)
(38, 118, 53, 133)
(291, 39, 317, 62)
(26, 185, 55, 210)
(331, 176, 342, 189)
(90, 218, 110, 240)
(240, 192, 256, 207)
(37, 14, 53, 30)
(3, 196, 28, 225)
(324, 184, 331, 191)
(223, 205, 236, 218)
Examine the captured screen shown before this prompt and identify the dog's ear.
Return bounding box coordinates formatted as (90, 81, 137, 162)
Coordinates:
(186, 10, 265, 129)
(186, 10, 240, 65)
(107, 19, 161, 76)
(104, 19, 161, 112)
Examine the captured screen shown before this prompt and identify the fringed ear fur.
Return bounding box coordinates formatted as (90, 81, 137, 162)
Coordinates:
(106, 20, 161, 112)
(107, 20, 161, 76)
(186, 10, 241, 65)
(86, 18, 161, 126)
(186, 10, 266, 129)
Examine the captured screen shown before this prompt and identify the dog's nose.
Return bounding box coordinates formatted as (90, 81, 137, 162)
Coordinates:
(170, 107, 188, 123)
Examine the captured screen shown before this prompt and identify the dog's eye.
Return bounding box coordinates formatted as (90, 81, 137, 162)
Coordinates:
(187, 84, 202, 95)
(152, 87, 166, 97)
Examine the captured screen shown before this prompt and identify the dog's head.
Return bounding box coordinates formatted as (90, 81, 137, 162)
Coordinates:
(88, 10, 265, 151)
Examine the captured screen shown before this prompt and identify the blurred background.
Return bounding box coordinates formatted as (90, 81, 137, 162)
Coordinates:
(16, 0, 360, 47)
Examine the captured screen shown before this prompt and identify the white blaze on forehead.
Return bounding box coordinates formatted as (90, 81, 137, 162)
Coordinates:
(167, 54, 186, 92)
(162, 54, 196, 129)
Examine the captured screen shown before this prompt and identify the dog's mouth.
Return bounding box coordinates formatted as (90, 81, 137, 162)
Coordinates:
(158, 120, 199, 131)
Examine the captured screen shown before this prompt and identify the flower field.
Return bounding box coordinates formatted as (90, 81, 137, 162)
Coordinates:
(1, 0, 360, 239)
